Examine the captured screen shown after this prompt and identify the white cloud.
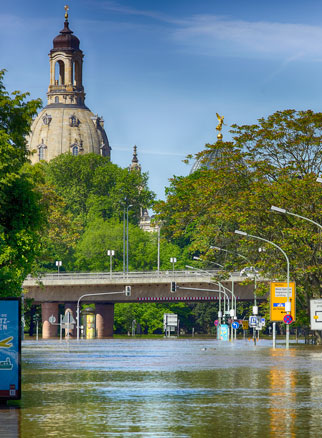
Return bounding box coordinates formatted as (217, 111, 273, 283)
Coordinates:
(172, 15, 322, 60)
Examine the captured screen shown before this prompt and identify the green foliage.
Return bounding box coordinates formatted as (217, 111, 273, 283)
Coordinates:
(155, 109, 322, 321)
(0, 70, 44, 296)
(114, 302, 195, 334)
(74, 217, 186, 272)
(42, 153, 154, 227)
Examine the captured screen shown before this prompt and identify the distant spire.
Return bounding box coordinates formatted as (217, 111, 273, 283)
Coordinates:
(64, 5, 69, 21)
(129, 145, 141, 171)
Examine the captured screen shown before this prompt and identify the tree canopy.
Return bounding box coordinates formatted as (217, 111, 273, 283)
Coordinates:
(0, 70, 44, 296)
(154, 109, 322, 326)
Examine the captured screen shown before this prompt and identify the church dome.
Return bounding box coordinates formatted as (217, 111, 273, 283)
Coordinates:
(52, 20, 80, 51)
(28, 107, 110, 163)
(27, 7, 111, 164)
(190, 149, 221, 174)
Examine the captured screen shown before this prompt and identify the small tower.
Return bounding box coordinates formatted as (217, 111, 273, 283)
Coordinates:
(129, 145, 141, 172)
(47, 5, 85, 107)
(128, 146, 153, 232)
(27, 6, 111, 163)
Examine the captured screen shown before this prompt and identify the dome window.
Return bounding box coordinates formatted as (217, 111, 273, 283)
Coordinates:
(37, 140, 47, 161)
(69, 114, 80, 127)
(42, 113, 52, 126)
(72, 145, 79, 156)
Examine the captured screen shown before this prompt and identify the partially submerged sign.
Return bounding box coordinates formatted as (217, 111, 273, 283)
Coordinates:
(0, 298, 21, 400)
(310, 300, 322, 330)
(270, 282, 296, 322)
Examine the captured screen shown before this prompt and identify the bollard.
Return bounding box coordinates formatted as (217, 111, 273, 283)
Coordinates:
(272, 322, 276, 348)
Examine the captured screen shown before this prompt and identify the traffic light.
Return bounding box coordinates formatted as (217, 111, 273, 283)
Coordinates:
(125, 285, 131, 296)
(170, 282, 177, 293)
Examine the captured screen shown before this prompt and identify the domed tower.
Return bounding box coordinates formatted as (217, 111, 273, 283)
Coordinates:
(27, 6, 111, 163)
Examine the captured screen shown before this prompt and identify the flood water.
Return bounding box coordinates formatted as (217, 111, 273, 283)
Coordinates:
(2, 338, 322, 437)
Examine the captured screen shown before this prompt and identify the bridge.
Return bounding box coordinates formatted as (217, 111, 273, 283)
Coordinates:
(23, 270, 259, 339)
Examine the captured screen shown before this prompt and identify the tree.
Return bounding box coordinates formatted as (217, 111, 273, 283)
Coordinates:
(154, 110, 322, 336)
(0, 70, 44, 296)
(42, 153, 154, 227)
(74, 217, 186, 272)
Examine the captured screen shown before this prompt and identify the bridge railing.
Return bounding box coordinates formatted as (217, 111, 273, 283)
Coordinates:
(24, 269, 244, 282)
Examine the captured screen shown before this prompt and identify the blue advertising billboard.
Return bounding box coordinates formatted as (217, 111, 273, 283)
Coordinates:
(0, 299, 21, 400)
(219, 324, 229, 341)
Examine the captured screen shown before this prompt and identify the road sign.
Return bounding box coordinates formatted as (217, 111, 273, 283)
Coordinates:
(261, 318, 266, 327)
(283, 314, 293, 325)
(310, 300, 322, 330)
(214, 320, 219, 327)
(249, 316, 258, 327)
(163, 313, 178, 328)
(232, 321, 239, 330)
(48, 315, 56, 324)
(270, 282, 296, 322)
(242, 320, 249, 330)
(62, 313, 76, 325)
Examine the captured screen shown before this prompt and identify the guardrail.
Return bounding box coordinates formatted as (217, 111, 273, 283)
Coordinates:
(24, 269, 243, 282)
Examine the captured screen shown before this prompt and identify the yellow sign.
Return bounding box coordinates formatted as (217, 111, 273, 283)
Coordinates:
(270, 282, 296, 322)
(86, 314, 95, 339)
(242, 321, 249, 330)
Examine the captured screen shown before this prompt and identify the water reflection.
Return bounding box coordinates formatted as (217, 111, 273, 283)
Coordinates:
(269, 354, 297, 437)
(0, 405, 20, 437)
(16, 339, 322, 437)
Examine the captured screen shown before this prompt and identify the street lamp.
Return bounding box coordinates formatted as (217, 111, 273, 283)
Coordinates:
(170, 257, 176, 278)
(235, 229, 291, 349)
(126, 204, 133, 275)
(55, 260, 62, 275)
(186, 264, 234, 340)
(271, 205, 322, 230)
(123, 203, 133, 276)
(76, 288, 131, 341)
(193, 256, 224, 268)
(107, 250, 115, 278)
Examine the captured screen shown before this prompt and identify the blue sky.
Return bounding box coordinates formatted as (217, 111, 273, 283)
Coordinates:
(2, 0, 322, 200)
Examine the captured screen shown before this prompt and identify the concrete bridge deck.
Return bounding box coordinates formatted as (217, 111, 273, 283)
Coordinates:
(23, 270, 258, 303)
(22, 270, 261, 339)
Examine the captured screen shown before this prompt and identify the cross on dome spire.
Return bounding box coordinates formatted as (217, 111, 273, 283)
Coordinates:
(64, 5, 69, 21)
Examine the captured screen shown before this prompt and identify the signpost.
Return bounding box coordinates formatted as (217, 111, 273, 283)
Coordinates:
(164, 313, 178, 337)
(0, 298, 21, 402)
(310, 300, 322, 330)
(270, 282, 296, 322)
(283, 314, 293, 325)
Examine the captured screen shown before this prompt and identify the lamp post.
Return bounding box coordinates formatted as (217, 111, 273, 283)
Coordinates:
(235, 229, 291, 349)
(193, 256, 224, 268)
(157, 225, 161, 274)
(76, 289, 131, 341)
(186, 265, 233, 323)
(126, 204, 133, 275)
(123, 206, 126, 275)
(107, 250, 115, 278)
(271, 205, 322, 230)
(170, 257, 177, 278)
(55, 260, 62, 275)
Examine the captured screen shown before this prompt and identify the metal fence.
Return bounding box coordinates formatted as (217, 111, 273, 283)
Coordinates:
(24, 269, 242, 282)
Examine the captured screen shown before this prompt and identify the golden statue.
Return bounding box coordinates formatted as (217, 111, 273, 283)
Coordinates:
(216, 113, 224, 141)
(216, 113, 224, 131)
(64, 5, 69, 20)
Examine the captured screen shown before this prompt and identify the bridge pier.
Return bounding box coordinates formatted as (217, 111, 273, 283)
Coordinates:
(96, 303, 114, 338)
(42, 302, 59, 339)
